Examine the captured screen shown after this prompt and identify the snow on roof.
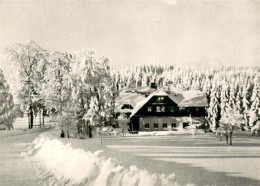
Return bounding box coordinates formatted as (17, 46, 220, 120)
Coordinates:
(114, 90, 146, 113)
(115, 88, 208, 118)
(135, 86, 156, 94)
(168, 91, 208, 107)
(128, 92, 155, 118)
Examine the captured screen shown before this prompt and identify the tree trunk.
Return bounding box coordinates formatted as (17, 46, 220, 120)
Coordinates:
(225, 133, 229, 144)
(83, 120, 86, 136)
(30, 110, 34, 129)
(39, 110, 41, 127)
(77, 123, 80, 135)
(42, 109, 44, 126)
(28, 112, 30, 129)
(230, 131, 233, 145)
(88, 125, 92, 138)
(29, 104, 34, 129)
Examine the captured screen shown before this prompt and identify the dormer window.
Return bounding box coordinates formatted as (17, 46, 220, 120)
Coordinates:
(147, 106, 152, 112)
(121, 104, 133, 109)
(157, 97, 164, 101)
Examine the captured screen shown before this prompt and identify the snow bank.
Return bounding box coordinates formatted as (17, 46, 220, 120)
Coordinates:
(26, 135, 178, 186)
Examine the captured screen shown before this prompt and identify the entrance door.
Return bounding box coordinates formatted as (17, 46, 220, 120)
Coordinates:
(131, 117, 140, 131)
(183, 122, 189, 129)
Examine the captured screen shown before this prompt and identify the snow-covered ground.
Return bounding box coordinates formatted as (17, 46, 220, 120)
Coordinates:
(0, 132, 43, 186)
(25, 135, 179, 186)
(107, 145, 260, 182)
(13, 116, 56, 129)
(125, 130, 204, 137)
(0, 127, 52, 138)
(95, 126, 205, 137)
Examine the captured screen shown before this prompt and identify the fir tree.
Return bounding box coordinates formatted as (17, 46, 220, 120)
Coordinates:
(207, 76, 220, 129)
(249, 76, 260, 127)
(242, 84, 250, 126)
(0, 69, 17, 130)
(220, 78, 229, 117)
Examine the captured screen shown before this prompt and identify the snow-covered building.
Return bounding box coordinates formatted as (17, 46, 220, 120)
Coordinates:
(115, 86, 208, 132)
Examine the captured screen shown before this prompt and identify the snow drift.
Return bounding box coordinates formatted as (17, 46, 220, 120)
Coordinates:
(26, 135, 178, 186)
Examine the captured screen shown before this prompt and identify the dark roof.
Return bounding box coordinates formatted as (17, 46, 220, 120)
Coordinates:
(115, 88, 208, 116)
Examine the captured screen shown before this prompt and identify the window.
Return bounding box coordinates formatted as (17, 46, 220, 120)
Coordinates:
(147, 106, 152, 112)
(121, 104, 133, 109)
(161, 106, 165, 112)
(156, 106, 165, 112)
(154, 123, 158, 128)
(157, 97, 164, 101)
(145, 123, 149, 129)
(169, 106, 175, 112)
(196, 107, 200, 112)
(172, 123, 176, 128)
(163, 123, 167, 128)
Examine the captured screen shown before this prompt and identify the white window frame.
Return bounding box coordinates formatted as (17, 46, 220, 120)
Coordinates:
(161, 106, 165, 112)
(156, 106, 165, 112)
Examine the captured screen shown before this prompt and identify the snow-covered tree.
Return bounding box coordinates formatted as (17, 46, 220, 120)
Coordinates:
(118, 113, 129, 137)
(71, 50, 113, 137)
(220, 78, 229, 117)
(191, 76, 201, 91)
(5, 40, 49, 129)
(0, 69, 17, 130)
(228, 80, 237, 112)
(218, 107, 245, 145)
(249, 76, 260, 127)
(235, 86, 243, 114)
(42, 51, 73, 135)
(207, 76, 220, 129)
(242, 83, 251, 126)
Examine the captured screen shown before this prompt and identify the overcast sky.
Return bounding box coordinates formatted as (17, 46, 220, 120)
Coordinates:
(0, 0, 259, 69)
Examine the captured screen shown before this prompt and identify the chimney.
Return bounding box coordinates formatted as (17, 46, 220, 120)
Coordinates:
(150, 82, 157, 89)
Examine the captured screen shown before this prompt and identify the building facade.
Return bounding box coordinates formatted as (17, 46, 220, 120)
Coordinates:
(115, 88, 208, 132)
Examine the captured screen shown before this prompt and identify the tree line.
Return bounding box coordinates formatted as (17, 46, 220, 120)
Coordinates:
(1, 40, 259, 136)
(111, 64, 260, 129)
(2, 40, 114, 137)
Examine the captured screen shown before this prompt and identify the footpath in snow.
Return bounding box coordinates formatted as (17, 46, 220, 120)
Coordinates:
(25, 134, 180, 186)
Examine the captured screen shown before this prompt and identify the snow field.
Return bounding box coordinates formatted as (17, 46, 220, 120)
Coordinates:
(124, 130, 205, 137)
(26, 135, 178, 186)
